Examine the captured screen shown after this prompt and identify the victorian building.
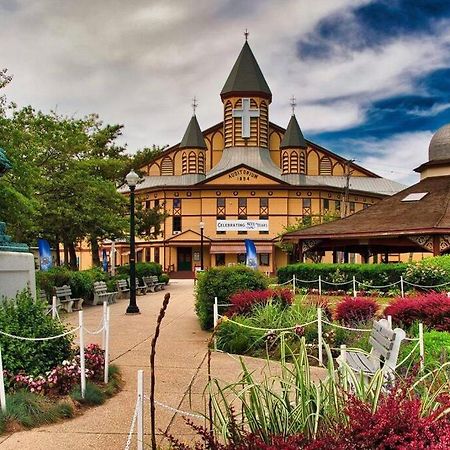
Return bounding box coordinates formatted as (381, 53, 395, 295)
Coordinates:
(116, 38, 403, 276)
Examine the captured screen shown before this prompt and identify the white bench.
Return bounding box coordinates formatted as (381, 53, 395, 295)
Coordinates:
(55, 285, 84, 313)
(337, 319, 406, 380)
(143, 276, 164, 292)
(127, 278, 147, 295)
(116, 279, 130, 299)
(93, 281, 118, 305)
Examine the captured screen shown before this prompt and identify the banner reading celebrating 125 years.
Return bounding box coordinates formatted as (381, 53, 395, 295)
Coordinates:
(216, 220, 269, 232)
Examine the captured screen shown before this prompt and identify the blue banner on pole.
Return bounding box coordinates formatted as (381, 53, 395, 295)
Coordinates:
(102, 249, 108, 272)
(244, 239, 258, 270)
(38, 239, 52, 271)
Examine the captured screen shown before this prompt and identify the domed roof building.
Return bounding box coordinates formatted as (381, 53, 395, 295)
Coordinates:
(284, 124, 450, 259)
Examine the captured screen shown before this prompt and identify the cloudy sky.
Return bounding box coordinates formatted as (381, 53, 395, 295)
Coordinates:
(1, 0, 450, 185)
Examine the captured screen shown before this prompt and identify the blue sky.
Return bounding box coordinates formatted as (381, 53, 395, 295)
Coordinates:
(1, 0, 450, 185)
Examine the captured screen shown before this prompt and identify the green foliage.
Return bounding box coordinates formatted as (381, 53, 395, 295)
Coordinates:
(70, 382, 106, 406)
(278, 263, 407, 288)
(0, 390, 74, 429)
(216, 316, 264, 354)
(0, 291, 73, 376)
(195, 266, 269, 330)
(404, 256, 450, 288)
(116, 262, 163, 278)
(159, 273, 170, 284)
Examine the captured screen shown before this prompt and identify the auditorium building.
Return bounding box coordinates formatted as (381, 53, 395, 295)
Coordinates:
(116, 38, 403, 276)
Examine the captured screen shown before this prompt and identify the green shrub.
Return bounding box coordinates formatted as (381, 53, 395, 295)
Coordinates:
(216, 316, 264, 354)
(159, 273, 170, 284)
(71, 381, 106, 406)
(195, 266, 268, 330)
(117, 262, 162, 279)
(404, 256, 450, 288)
(277, 263, 407, 290)
(0, 291, 73, 376)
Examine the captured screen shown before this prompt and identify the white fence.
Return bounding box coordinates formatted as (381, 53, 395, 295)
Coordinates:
(213, 297, 425, 370)
(273, 275, 450, 297)
(0, 301, 111, 412)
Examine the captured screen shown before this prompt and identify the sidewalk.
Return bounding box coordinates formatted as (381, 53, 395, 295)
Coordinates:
(0, 280, 325, 449)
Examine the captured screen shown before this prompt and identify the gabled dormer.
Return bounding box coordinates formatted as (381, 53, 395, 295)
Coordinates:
(179, 114, 207, 175)
(280, 113, 307, 174)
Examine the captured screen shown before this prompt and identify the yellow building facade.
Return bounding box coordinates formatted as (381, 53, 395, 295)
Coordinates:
(115, 39, 403, 276)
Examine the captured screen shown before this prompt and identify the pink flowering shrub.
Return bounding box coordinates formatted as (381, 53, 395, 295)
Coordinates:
(227, 288, 294, 316)
(5, 344, 105, 395)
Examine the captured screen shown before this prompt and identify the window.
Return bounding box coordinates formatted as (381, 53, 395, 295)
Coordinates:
(181, 153, 187, 174)
(259, 253, 270, 266)
(154, 247, 160, 263)
(215, 253, 225, 266)
(173, 198, 181, 210)
(188, 151, 197, 173)
(323, 199, 329, 211)
(335, 200, 341, 213)
(198, 152, 205, 174)
(290, 151, 299, 173)
(145, 200, 150, 208)
(282, 151, 289, 173)
(302, 198, 311, 222)
(350, 202, 355, 213)
(145, 248, 151, 262)
(238, 197, 247, 235)
(259, 197, 269, 234)
(173, 216, 182, 233)
(237, 253, 246, 264)
(217, 198, 226, 234)
(299, 152, 306, 174)
(319, 156, 332, 175)
(401, 192, 428, 202)
(154, 199, 159, 208)
(161, 157, 174, 176)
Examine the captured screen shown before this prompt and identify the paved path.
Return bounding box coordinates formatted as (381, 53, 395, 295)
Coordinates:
(0, 280, 325, 449)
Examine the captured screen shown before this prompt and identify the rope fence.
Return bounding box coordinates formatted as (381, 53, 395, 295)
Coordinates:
(271, 275, 450, 298)
(0, 301, 111, 413)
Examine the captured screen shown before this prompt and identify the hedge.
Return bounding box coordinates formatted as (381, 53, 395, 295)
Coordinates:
(116, 262, 162, 278)
(195, 266, 268, 330)
(277, 263, 407, 288)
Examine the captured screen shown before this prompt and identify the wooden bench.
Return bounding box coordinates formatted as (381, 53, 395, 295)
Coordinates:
(54, 285, 84, 313)
(143, 276, 164, 292)
(337, 319, 406, 380)
(127, 278, 147, 295)
(116, 279, 130, 299)
(93, 281, 118, 305)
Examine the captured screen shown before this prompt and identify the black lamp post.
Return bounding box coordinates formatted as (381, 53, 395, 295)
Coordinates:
(200, 221, 205, 271)
(126, 169, 140, 315)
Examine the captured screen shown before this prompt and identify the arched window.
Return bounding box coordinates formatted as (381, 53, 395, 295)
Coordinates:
(224, 101, 233, 147)
(282, 151, 289, 174)
(182, 152, 187, 174)
(198, 152, 205, 174)
(160, 156, 174, 176)
(188, 151, 197, 173)
(319, 156, 332, 175)
(290, 151, 299, 173)
(299, 152, 306, 174)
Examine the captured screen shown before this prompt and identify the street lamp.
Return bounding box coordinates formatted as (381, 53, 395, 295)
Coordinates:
(126, 169, 140, 315)
(199, 221, 205, 271)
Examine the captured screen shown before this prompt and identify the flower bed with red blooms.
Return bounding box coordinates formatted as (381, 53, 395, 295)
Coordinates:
(5, 344, 105, 396)
(384, 292, 450, 331)
(226, 288, 294, 316)
(334, 296, 379, 325)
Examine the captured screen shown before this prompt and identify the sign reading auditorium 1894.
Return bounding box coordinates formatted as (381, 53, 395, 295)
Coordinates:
(216, 220, 269, 231)
(228, 168, 259, 182)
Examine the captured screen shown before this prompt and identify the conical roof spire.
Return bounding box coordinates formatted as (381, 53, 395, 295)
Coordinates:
(280, 114, 307, 149)
(221, 41, 271, 99)
(179, 115, 207, 149)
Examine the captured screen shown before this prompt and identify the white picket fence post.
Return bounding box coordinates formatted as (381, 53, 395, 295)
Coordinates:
(79, 311, 86, 399)
(317, 307, 323, 366)
(318, 275, 322, 297)
(0, 347, 6, 413)
(52, 295, 58, 320)
(352, 276, 356, 298)
(387, 315, 392, 329)
(292, 274, 296, 295)
(213, 297, 219, 351)
(400, 276, 405, 298)
(102, 301, 108, 350)
(104, 306, 110, 384)
(419, 322, 425, 371)
(137, 369, 144, 450)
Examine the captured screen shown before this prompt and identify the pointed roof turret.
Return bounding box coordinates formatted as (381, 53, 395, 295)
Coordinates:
(280, 114, 307, 149)
(221, 41, 271, 100)
(179, 115, 207, 149)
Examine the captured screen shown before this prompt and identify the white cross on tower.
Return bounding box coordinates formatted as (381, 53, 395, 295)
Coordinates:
(232, 98, 260, 139)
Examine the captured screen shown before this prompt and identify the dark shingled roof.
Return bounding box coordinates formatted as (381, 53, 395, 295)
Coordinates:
(284, 175, 450, 239)
(280, 115, 307, 149)
(179, 115, 207, 149)
(221, 41, 271, 98)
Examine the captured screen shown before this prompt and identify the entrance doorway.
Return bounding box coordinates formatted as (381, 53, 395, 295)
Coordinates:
(177, 247, 192, 271)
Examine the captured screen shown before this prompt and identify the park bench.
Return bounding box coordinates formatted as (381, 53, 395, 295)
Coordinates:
(127, 278, 147, 295)
(54, 285, 84, 313)
(93, 281, 118, 305)
(337, 319, 406, 381)
(116, 279, 130, 299)
(143, 276, 164, 292)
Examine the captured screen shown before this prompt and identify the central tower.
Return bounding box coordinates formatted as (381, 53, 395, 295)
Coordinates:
(220, 39, 272, 148)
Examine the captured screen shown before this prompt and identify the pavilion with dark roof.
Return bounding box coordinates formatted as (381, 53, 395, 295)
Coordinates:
(283, 124, 450, 262)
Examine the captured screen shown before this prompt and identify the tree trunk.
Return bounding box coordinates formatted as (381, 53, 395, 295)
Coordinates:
(63, 241, 69, 266)
(68, 242, 78, 270)
(55, 239, 61, 266)
(91, 237, 101, 267)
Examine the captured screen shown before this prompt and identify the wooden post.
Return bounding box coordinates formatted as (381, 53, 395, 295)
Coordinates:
(52, 295, 57, 320)
(387, 315, 392, 329)
(0, 347, 6, 413)
(79, 311, 86, 398)
(137, 369, 144, 450)
(213, 297, 219, 351)
(102, 301, 107, 350)
(104, 307, 110, 384)
(352, 276, 356, 298)
(292, 274, 296, 295)
(419, 323, 424, 371)
(318, 275, 322, 297)
(400, 276, 404, 298)
(317, 307, 323, 366)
